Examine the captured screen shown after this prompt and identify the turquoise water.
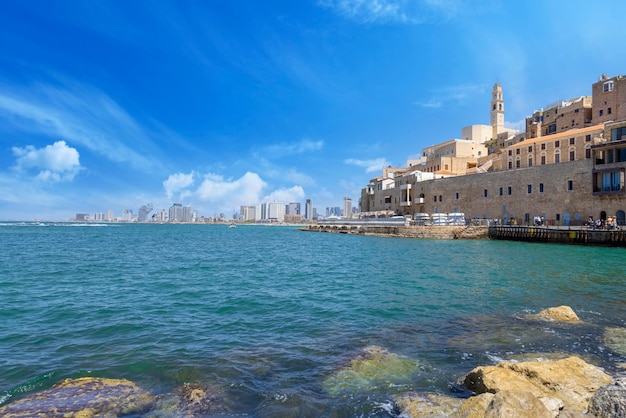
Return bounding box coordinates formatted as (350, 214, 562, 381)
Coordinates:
(1, 222, 625, 416)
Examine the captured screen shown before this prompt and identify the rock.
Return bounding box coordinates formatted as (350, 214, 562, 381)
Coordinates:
(587, 377, 626, 418)
(323, 345, 421, 396)
(0, 377, 155, 417)
(484, 389, 553, 418)
(604, 327, 626, 356)
(394, 392, 463, 417)
(527, 305, 581, 322)
(176, 382, 222, 416)
(463, 356, 612, 411)
(452, 393, 494, 418)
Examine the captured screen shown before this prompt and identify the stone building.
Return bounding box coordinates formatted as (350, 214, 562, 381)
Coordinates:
(525, 96, 593, 138)
(359, 74, 626, 226)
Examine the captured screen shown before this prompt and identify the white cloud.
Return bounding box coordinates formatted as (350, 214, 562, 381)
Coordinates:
(163, 172, 196, 199)
(12, 140, 81, 182)
(0, 80, 159, 171)
(345, 157, 389, 173)
(261, 185, 306, 204)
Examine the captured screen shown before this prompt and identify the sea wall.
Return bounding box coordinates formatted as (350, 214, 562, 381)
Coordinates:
(489, 225, 626, 246)
(302, 224, 489, 240)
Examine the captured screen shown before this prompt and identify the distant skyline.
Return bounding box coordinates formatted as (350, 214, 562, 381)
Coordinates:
(1, 1, 626, 220)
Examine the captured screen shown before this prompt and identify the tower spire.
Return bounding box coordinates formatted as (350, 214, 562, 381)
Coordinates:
(490, 83, 505, 140)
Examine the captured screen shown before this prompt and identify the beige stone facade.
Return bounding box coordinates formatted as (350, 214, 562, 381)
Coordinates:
(592, 74, 626, 124)
(360, 74, 626, 225)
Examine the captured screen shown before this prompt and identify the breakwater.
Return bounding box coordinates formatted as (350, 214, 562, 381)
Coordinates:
(489, 225, 626, 246)
(302, 220, 489, 239)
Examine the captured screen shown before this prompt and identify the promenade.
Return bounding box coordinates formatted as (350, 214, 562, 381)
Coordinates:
(489, 225, 626, 246)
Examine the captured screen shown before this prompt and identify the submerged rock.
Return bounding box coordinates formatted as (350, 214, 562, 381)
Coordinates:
(463, 356, 612, 412)
(323, 345, 420, 396)
(604, 327, 626, 356)
(0, 377, 155, 417)
(527, 305, 581, 322)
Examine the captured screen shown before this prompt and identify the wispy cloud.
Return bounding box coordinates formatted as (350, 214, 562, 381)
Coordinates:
(257, 139, 324, 159)
(12, 140, 81, 182)
(0, 79, 160, 171)
(414, 83, 487, 108)
(345, 157, 389, 173)
(318, 0, 464, 24)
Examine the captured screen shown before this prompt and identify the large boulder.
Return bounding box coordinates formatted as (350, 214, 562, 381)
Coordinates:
(0, 377, 155, 417)
(394, 392, 463, 417)
(527, 306, 581, 322)
(587, 377, 626, 418)
(463, 356, 612, 411)
(451, 393, 494, 418)
(484, 389, 553, 418)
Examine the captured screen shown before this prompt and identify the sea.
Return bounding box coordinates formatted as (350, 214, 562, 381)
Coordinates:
(1, 222, 625, 417)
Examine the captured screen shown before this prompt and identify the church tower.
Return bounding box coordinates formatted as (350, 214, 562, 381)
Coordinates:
(490, 83, 505, 140)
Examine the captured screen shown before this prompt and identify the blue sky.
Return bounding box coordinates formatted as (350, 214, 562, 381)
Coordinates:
(1, 0, 625, 220)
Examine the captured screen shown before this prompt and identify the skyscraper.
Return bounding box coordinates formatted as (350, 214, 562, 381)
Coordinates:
(343, 197, 352, 219)
(305, 199, 312, 221)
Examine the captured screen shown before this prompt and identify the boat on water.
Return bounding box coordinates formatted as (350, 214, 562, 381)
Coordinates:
(228, 223, 236, 228)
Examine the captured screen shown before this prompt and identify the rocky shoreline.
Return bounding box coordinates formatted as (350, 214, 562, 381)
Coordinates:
(1, 306, 624, 417)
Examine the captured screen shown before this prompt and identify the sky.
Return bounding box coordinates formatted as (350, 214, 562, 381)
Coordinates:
(1, 0, 625, 220)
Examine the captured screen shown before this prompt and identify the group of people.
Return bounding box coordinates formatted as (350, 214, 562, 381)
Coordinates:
(587, 216, 621, 230)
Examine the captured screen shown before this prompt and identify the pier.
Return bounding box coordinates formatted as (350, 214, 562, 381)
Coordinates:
(488, 225, 626, 246)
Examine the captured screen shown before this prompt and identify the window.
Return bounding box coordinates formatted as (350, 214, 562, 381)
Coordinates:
(586, 134, 591, 142)
(608, 107, 612, 115)
(508, 150, 512, 156)
(507, 186, 512, 195)
(528, 157, 533, 167)
(439, 195, 442, 202)
(527, 184, 532, 194)
(539, 183, 544, 193)
(455, 192, 459, 200)
(555, 150, 561, 163)
(599, 109, 604, 117)
(570, 150, 575, 161)
(548, 124, 557, 133)
(516, 148, 520, 155)
(516, 159, 521, 168)
(595, 170, 624, 193)
(434, 196, 437, 202)
(611, 127, 626, 142)
(586, 148, 591, 159)
(570, 137, 575, 145)
(568, 180, 573, 191)
(555, 140, 560, 147)
(541, 143, 546, 150)
(528, 146, 532, 152)
(499, 187, 503, 196)
(575, 108, 579, 113)
(603, 81, 614, 92)
(508, 160, 513, 169)
(541, 154, 546, 165)
(483, 189, 488, 198)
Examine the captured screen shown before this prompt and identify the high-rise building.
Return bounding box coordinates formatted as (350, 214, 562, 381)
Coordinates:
(287, 202, 301, 215)
(169, 203, 183, 222)
(343, 197, 352, 219)
(305, 199, 312, 221)
(240, 206, 256, 221)
(267, 202, 285, 222)
(138, 203, 153, 222)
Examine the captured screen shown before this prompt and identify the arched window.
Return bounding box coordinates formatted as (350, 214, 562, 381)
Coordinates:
(569, 147, 576, 161)
(554, 149, 561, 164)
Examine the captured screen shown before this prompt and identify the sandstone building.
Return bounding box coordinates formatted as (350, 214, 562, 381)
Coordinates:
(360, 75, 626, 226)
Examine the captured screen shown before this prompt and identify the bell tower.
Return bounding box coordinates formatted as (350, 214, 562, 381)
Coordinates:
(490, 83, 505, 140)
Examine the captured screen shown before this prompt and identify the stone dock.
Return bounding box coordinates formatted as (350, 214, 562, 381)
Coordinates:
(303, 220, 626, 246)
